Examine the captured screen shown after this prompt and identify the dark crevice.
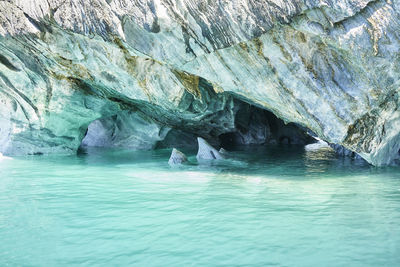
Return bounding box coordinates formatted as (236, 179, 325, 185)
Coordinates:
(219, 99, 316, 149)
(0, 54, 20, 71)
(23, 12, 53, 34)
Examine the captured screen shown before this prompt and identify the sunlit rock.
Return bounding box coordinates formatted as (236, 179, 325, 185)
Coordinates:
(168, 148, 188, 166)
(197, 137, 224, 161)
(305, 138, 330, 151)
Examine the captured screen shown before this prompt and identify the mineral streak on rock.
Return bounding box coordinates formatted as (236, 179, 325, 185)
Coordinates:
(197, 137, 224, 161)
(0, 0, 399, 165)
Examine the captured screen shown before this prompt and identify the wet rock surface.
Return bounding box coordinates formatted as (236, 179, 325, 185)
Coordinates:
(0, 0, 399, 165)
(168, 148, 188, 166)
(196, 137, 224, 161)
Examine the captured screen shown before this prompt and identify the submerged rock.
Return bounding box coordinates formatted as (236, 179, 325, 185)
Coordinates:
(168, 148, 188, 166)
(197, 137, 224, 161)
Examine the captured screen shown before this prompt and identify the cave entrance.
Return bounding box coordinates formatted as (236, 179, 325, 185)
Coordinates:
(78, 110, 171, 152)
(218, 99, 316, 149)
(78, 94, 316, 153)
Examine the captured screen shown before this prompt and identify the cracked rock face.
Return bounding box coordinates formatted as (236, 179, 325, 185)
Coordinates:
(0, 0, 399, 166)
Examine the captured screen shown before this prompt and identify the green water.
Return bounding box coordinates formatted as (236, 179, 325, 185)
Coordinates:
(0, 146, 399, 266)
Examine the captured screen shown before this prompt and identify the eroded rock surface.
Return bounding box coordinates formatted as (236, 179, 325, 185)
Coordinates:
(81, 111, 170, 150)
(197, 137, 224, 161)
(0, 0, 399, 165)
(168, 148, 188, 166)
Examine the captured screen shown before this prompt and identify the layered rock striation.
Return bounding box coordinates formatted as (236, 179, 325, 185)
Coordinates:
(0, 0, 399, 165)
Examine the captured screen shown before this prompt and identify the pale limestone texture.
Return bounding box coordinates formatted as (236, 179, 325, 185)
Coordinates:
(168, 148, 188, 166)
(196, 137, 224, 161)
(0, 0, 399, 165)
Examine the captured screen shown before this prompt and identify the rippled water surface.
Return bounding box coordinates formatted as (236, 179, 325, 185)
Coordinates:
(1, 146, 400, 266)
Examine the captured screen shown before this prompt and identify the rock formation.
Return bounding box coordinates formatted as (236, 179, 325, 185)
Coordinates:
(81, 110, 170, 150)
(219, 100, 315, 147)
(305, 138, 330, 151)
(168, 148, 188, 166)
(196, 137, 224, 161)
(330, 143, 364, 160)
(0, 0, 399, 165)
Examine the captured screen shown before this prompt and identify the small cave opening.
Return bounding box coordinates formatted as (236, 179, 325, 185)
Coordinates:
(79, 116, 118, 149)
(218, 99, 316, 149)
(77, 119, 105, 155)
(77, 110, 173, 154)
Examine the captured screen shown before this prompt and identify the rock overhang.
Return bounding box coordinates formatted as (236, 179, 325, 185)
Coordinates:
(0, 0, 399, 166)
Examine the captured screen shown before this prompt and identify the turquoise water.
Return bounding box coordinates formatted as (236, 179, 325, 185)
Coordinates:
(0, 146, 400, 266)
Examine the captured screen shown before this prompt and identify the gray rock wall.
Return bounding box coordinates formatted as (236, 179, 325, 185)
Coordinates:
(0, 0, 399, 165)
